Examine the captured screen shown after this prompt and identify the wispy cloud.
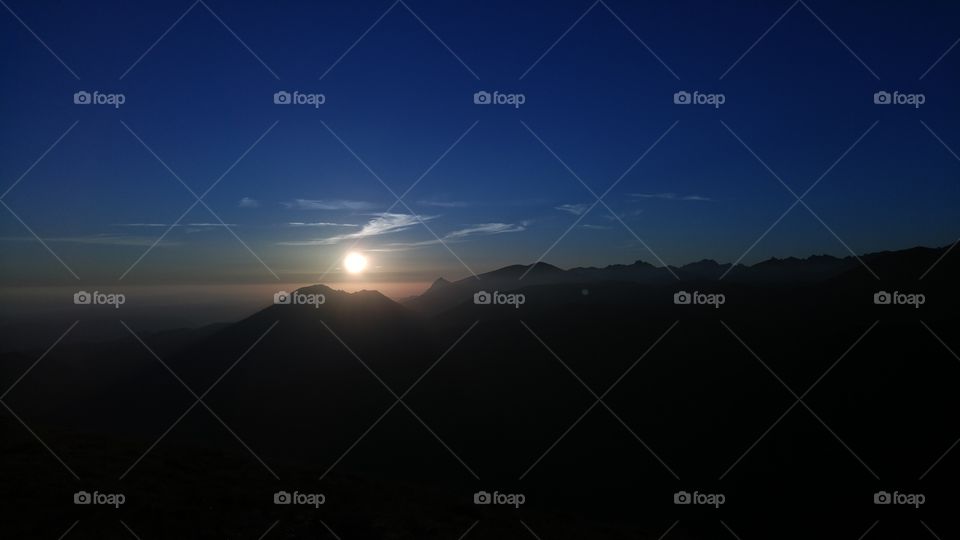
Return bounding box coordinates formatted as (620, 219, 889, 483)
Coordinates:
(115, 223, 238, 227)
(282, 199, 377, 210)
(581, 224, 612, 230)
(238, 197, 260, 208)
(33, 234, 182, 247)
(279, 213, 432, 245)
(555, 203, 590, 216)
(445, 222, 525, 239)
(287, 222, 360, 227)
(373, 222, 527, 251)
(630, 192, 711, 201)
(417, 199, 469, 208)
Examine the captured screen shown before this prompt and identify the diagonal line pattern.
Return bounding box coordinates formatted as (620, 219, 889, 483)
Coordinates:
(0, 200, 80, 279)
(316, 121, 479, 282)
(119, 0, 278, 80)
(519, 120, 679, 280)
(57, 520, 80, 540)
(1, 320, 78, 401)
(0, 121, 82, 279)
(319, 320, 480, 480)
(118, 120, 279, 280)
(521, 0, 679, 80)
(119, 320, 280, 480)
(458, 520, 479, 539)
(520, 520, 542, 539)
(1, 121, 79, 200)
(720, 0, 879, 80)
(921, 521, 942, 540)
(120, 0, 201, 80)
(258, 521, 279, 540)
(920, 35, 960, 80)
(719, 320, 879, 480)
(721, 520, 743, 540)
(120, 520, 142, 540)
(519, 320, 680, 480)
(719, 120, 879, 280)
(857, 520, 879, 540)
(398, 0, 479, 80)
(0, 399, 80, 480)
(319, 0, 478, 80)
(917, 320, 960, 479)
(0, 0, 80, 79)
(198, 0, 280, 80)
(598, 0, 679, 80)
(320, 121, 479, 278)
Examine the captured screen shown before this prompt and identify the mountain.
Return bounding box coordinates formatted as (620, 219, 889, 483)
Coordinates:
(402, 246, 947, 317)
(3, 244, 958, 538)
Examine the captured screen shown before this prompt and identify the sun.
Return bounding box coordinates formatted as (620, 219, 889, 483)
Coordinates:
(344, 252, 368, 274)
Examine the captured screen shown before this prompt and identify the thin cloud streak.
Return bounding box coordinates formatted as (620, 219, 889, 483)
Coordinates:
(282, 199, 377, 210)
(279, 213, 435, 245)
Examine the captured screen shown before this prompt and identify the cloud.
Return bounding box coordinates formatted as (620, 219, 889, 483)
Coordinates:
(115, 223, 237, 228)
(555, 203, 591, 216)
(445, 222, 526, 239)
(581, 224, 612, 230)
(282, 199, 377, 210)
(630, 192, 711, 201)
(376, 222, 527, 250)
(238, 197, 260, 208)
(279, 213, 432, 245)
(287, 222, 360, 227)
(36, 234, 182, 247)
(417, 199, 468, 208)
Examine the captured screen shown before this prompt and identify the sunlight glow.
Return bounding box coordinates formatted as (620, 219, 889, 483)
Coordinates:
(344, 252, 368, 274)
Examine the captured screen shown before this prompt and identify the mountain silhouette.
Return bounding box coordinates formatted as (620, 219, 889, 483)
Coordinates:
(2, 244, 958, 538)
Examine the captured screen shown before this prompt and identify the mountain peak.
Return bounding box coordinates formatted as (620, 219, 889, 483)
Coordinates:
(425, 277, 452, 294)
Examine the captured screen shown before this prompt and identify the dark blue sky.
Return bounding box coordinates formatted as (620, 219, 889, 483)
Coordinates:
(2, 0, 959, 289)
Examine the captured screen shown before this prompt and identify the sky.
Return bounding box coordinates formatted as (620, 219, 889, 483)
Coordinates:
(1, 0, 959, 300)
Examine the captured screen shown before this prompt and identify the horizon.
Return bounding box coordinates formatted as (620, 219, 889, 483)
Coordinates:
(3, 0, 960, 299)
(4, 2, 960, 537)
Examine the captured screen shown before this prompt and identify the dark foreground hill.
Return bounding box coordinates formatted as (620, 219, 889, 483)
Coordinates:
(1, 245, 958, 538)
